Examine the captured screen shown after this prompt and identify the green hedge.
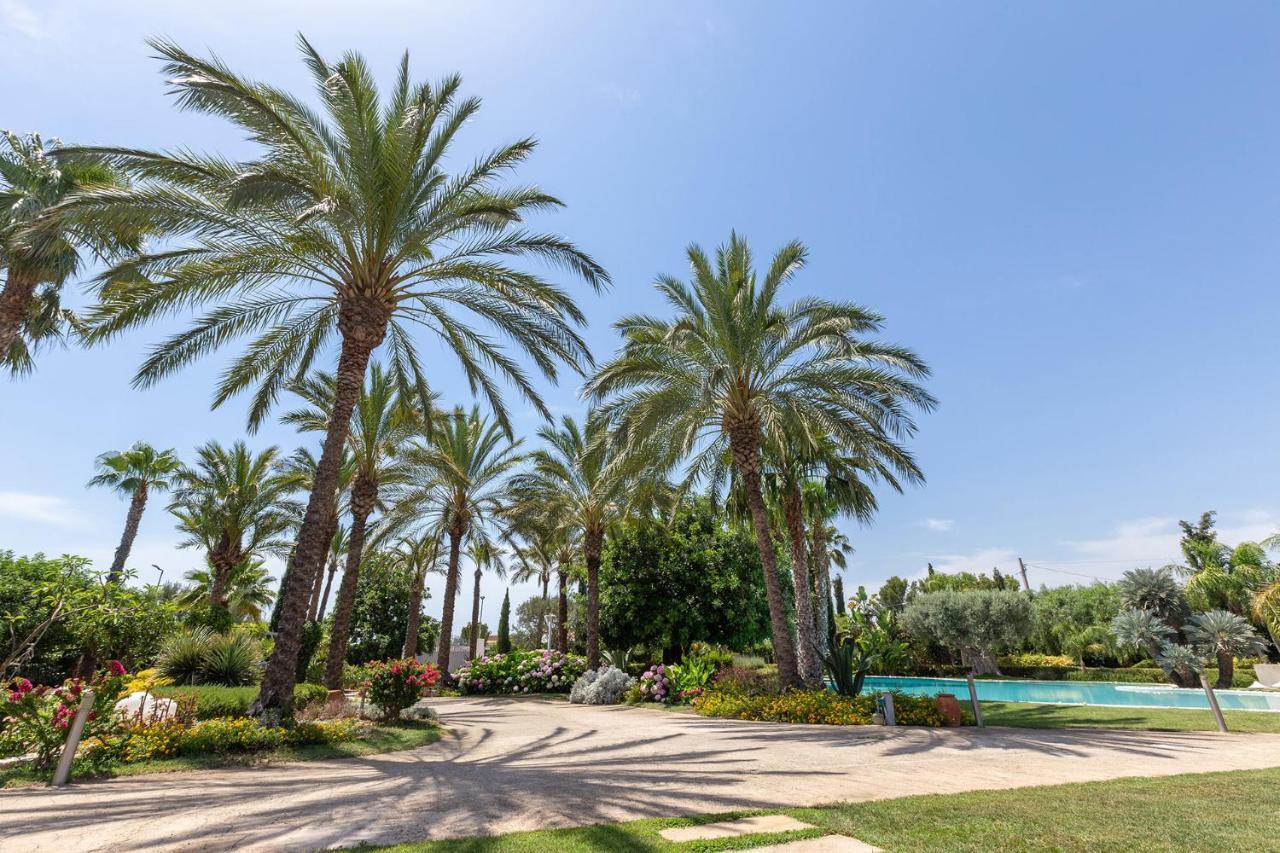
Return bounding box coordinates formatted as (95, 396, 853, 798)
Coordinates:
(153, 683, 328, 719)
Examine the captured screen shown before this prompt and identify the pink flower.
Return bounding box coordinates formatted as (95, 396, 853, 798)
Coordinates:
(108, 660, 127, 676)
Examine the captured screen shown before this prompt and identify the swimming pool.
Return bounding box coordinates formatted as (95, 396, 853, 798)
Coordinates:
(861, 675, 1280, 713)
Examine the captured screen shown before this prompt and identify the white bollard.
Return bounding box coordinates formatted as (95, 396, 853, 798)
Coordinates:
(50, 688, 95, 787)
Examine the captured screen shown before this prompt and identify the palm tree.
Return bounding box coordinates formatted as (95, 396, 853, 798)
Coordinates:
(392, 406, 522, 672)
(316, 524, 349, 622)
(0, 131, 137, 374)
(179, 558, 276, 622)
(1118, 567, 1190, 630)
(1110, 608, 1176, 664)
(169, 441, 297, 609)
(87, 442, 182, 583)
(273, 446, 355, 628)
(507, 413, 642, 668)
(282, 364, 420, 689)
(1185, 609, 1266, 689)
(64, 39, 607, 715)
(466, 537, 503, 659)
(397, 532, 444, 658)
(586, 234, 933, 686)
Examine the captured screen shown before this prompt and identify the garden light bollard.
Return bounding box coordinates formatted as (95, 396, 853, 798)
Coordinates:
(50, 687, 95, 787)
(966, 674, 984, 727)
(880, 692, 896, 726)
(1198, 673, 1228, 733)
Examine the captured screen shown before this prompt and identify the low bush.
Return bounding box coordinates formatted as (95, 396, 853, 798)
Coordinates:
(693, 689, 946, 727)
(710, 665, 782, 697)
(570, 667, 634, 705)
(0, 663, 131, 768)
(455, 649, 586, 695)
(687, 642, 734, 670)
(999, 653, 1075, 669)
(156, 628, 263, 687)
(172, 717, 361, 755)
(637, 664, 672, 702)
(152, 683, 327, 719)
(361, 659, 441, 721)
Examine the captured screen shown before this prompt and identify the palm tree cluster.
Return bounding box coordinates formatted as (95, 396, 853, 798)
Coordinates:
(10, 36, 932, 713)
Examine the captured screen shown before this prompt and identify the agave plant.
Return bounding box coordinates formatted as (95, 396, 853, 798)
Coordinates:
(156, 627, 214, 685)
(199, 632, 263, 686)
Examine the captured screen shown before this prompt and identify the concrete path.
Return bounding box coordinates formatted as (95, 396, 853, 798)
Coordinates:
(6, 696, 1280, 851)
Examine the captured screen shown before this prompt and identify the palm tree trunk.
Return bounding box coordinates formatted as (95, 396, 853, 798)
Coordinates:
(585, 526, 603, 669)
(783, 485, 822, 686)
(542, 571, 549, 602)
(309, 510, 338, 620)
(323, 474, 377, 690)
(810, 522, 832, 659)
(557, 569, 569, 653)
(436, 522, 464, 672)
(318, 558, 337, 621)
(107, 483, 148, 584)
(729, 427, 801, 688)
(1216, 650, 1234, 690)
(403, 539, 437, 658)
(469, 567, 483, 659)
(0, 270, 37, 363)
(253, 321, 380, 718)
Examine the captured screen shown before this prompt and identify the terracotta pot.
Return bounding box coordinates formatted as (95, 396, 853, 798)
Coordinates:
(935, 693, 963, 726)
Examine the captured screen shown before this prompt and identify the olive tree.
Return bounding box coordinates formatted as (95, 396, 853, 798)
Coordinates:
(900, 589, 1032, 675)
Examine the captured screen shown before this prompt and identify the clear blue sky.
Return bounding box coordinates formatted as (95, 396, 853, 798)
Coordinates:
(3, 2, 1279, 624)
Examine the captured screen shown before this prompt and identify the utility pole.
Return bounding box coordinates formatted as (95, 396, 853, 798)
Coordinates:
(1018, 557, 1030, 592)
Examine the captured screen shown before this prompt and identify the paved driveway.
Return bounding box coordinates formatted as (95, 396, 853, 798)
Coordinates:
(6, 696, 1280, 851)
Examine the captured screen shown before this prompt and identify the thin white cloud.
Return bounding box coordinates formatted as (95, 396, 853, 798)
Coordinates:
(1, 0, 47, 40)
(923, 518, 954, 533)
(925, 546, 1019, 576)
(0, 492, 76, 526)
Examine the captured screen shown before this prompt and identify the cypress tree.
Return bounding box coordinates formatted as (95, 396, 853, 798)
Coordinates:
(833, 575, 846, 615)
(497, 589, 511, 653)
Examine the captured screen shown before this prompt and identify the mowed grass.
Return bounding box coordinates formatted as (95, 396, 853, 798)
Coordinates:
(0, 720, 439, 788)
(977, 700, 1280, 733)
(374, 767, 1280, 851)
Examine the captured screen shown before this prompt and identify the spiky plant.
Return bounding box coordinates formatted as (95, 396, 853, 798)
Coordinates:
(586, 233, 934, 686)
(1117, 567, 1190, 629)
(1185, 609, 1267, 689)
(1156, 642, 1205, 687)
(87, 442, 183, 582)
(58, 38, 606, 716)
(1110, 608, 1175, 663)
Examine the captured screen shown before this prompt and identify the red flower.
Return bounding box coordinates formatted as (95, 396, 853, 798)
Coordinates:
(108, 660, 127, 676)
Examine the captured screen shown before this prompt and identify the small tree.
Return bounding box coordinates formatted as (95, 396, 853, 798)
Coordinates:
(1185, 609, 1266, 689)
(496, 589, 512, 653)
(900, 589, 1032, 675)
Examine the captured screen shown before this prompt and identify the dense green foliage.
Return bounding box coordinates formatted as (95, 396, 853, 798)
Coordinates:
(901, 589, 1033, 674)
(599, 503, 771, 657)
(152, 684, 328, 720)
(496, 590, 511, 653)
(346, 552, 439, 665)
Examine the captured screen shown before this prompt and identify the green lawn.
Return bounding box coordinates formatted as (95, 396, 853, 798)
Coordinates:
(374, 767, 1280, 851)
(0, 720, 439, 789)
(977, 700, 1280, 733)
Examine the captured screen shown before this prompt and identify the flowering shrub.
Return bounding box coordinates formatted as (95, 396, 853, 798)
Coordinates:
(362, 659, 441, 721)
(569, 667, 635, 705)
(0, 663, 130, 768)
(637, 664, 672, 702)
(174, 717, 362, 754)
(693, 689, 947, 727)
(456, 649, 586, 695)
(710, 666, 782, 697)
(668, 657, 715, 703)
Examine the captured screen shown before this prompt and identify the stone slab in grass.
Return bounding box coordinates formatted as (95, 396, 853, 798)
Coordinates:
(658, 814, 816, 842)
(756, 835, 883, 852)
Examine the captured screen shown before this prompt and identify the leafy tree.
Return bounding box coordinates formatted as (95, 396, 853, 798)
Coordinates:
(67, 39, 606, 716)
(88, 442, 182, 583)
(588, 233, 933, 685)
(496, 589, 511, 653)
(1028, 583, 1122, 658)
(0, 131, 137, 374)
(876, 576, 909, 614)
(459, 622, 490, 646)
(900, 589, 1032, 675)
(345, 551, 438, 665)
(1185, 609, 1267, 689)
(1176, 511, 1227, 575)
(599, 502, 772, 659)
(169, 441, 296, 611)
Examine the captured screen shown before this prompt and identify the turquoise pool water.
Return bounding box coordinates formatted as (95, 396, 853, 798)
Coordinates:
(861, 675, 1280, 713)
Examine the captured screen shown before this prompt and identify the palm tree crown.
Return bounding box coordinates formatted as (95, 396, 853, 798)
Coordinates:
(88, 441, 183, 581)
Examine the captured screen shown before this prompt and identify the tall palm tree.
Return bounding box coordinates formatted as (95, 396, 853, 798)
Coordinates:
(179, 558, 276, 622)
(507, 413, 642, 668)
(315, 523, 349, 622)
(1185, 609, 1266, 689)
(169, 441, 297, 609)
(87, 442, 182, 583)
(0, 131, 138, 374)
(587, 234, 934, 686)
(466, 537, 504, 659)
(391, 406, 522, 672)
(397, 531, 444, 658)
(63, 39, 607, 715)
(273, 446, 355, 629)
(282, 363, 420, 689)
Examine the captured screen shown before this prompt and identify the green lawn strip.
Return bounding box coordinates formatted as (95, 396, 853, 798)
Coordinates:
(370, 767, 1280, 852)
(976, 700, 1280, 733)
(0, 721, 439, 789)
